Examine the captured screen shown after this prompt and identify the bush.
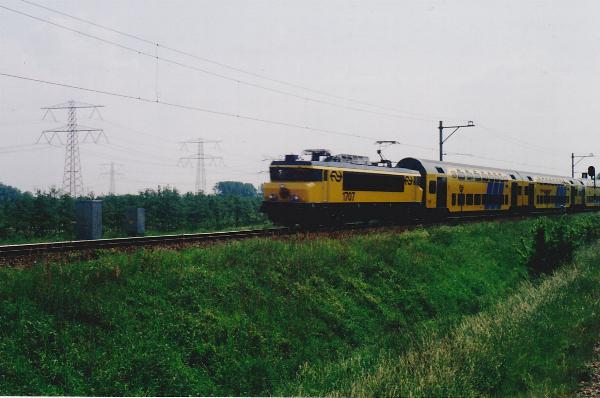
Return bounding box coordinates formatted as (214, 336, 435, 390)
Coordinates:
(523, 214, 600, 275)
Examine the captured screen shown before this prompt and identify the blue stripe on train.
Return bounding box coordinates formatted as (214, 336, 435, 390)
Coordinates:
(493, 181, 500, 210)
(485, 181, 492, 210)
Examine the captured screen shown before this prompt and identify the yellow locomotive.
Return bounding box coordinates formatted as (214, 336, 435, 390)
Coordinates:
(261, 150, 600, 226)
(261, 150, 423, 226)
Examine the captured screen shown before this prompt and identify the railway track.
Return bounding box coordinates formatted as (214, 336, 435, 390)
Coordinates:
(0, 227, 290, 258)
(0, 210, 584, 260)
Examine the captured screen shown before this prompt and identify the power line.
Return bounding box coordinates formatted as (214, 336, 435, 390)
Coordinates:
(2, 3, 573, 163)
(448, 153, 565, 174)
(478, 124, 563, 156)
(0, 144, 58, 155)
(0, 82, 563, 178)
(0, 71, 413, 143)
(0, 3, 444, 123)
(16, 0, 462, 122)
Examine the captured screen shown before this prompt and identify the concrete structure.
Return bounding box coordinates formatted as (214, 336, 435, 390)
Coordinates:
(125, 207, 145, 236)
(75, 200, 102, 240)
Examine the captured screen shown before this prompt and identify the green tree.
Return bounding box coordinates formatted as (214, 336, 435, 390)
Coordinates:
(214, 181, 258, 197)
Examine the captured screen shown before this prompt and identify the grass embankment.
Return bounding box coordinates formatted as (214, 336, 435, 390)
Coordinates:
(0, 214, 599, 395)
(328, 242, 600, 397)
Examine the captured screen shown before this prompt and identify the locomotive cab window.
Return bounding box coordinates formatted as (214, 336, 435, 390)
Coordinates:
(270, 167, 323, 182)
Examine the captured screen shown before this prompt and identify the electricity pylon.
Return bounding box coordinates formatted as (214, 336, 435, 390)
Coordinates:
(39, 100, 107, 197)
(179, 138, 221, 193)
(100, 162, 124, 195)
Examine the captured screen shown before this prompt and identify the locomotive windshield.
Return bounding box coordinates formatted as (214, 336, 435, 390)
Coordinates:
(270, 167, 323, 182)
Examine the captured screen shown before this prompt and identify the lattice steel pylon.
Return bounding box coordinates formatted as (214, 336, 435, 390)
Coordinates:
(39, 100, 106, 197)
(100, 162, 124, 195)
(179, 138, 221, 193)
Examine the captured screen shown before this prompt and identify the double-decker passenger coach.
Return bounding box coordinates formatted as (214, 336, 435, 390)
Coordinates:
(261, 149, 600, 227)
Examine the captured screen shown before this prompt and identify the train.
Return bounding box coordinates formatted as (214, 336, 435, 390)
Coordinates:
(260, 149, 600, 226)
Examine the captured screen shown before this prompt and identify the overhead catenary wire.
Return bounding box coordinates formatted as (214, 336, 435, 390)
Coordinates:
(16, 0, 464, 122)
(2, 3, 567, 160)
(478, 124, 564, 156)
(0, 4, 575, 177)
(0, 3, 445, 123)
(448, 153, 564, 174)
(0, 78, 565, 179)
(0, 71, 440, 150)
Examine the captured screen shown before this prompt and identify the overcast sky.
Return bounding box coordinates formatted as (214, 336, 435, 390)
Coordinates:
(1, 0, 599, 194)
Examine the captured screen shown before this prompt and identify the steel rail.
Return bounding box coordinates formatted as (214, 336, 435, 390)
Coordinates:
(0, 208, 593, 259)
(0, 227, 289, 258)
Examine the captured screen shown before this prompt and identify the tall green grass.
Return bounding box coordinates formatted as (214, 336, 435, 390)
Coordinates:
(0, 214, 599, 395)
(334, 242, 600, 397)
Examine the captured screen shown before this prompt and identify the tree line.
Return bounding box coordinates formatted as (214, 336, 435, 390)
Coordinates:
(0, 181, 266, 241)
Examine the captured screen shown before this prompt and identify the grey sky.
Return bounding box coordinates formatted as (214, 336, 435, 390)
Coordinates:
(1, 0, 599, 194)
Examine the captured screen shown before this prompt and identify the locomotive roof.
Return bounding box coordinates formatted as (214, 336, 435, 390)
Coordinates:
(270, 160, 420, 175)
(397, 157, 580, 184)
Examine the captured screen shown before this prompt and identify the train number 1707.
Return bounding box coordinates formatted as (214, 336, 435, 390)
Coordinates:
(343, 191, 356, 201)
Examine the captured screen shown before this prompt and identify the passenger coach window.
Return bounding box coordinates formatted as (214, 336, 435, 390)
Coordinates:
(475, 194, 481, 205)
(270, 167, 323, 182)
(452, 194, 457, 206)
(429, 181, 437, 194)
(466, 194, 474, 205)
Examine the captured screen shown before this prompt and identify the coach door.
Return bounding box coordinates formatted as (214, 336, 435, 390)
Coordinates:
(511, 182, 518, 209)
(571, 186, 577, 206)
(436, 176, 447, 208)
(528, 183, 535, 207)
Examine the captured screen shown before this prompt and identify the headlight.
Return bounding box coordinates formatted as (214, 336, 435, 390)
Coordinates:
(269, 193, 277, 200)
(292, 195, 300, 202)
